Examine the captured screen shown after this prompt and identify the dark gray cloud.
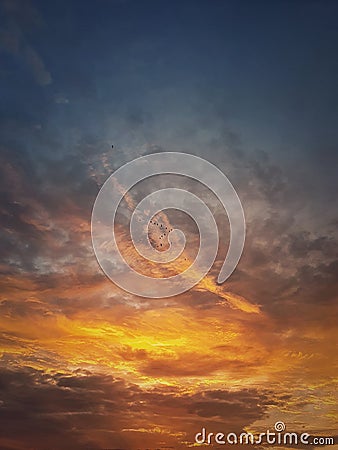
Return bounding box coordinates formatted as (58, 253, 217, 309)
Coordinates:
(0, 366, 275, 449)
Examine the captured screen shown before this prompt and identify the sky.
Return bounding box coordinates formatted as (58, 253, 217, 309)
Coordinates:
(0, 0, 337, 449)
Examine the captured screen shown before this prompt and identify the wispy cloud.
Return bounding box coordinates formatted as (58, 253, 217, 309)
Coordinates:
(0, 0, 52, 85)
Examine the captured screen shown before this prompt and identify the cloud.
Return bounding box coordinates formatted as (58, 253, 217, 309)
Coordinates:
(0, 0, 52, 86)
(22, 43, 52, 85)
(0, 77, 337, 448)
(54, 93, 70, 104)
(0, 366, 274, 449)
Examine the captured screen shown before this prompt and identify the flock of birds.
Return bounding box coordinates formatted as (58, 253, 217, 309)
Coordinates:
(149, 220, 173, 248)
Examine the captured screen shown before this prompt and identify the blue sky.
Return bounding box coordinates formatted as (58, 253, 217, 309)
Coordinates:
(2, 0, 338, 160)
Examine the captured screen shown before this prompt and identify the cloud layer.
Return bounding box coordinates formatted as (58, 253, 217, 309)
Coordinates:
(0, 0, 337, 448)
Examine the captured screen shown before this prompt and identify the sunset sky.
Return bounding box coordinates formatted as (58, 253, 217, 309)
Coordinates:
(0, 0, 337, 449)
